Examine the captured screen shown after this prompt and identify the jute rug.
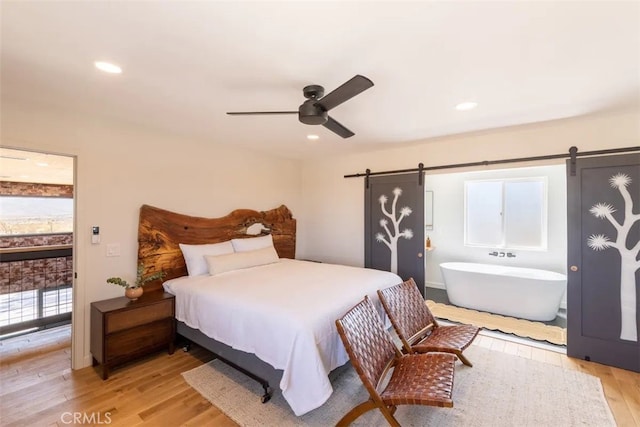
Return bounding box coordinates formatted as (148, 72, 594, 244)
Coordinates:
(182, 345, 614, 427)
(426, 300, 567, 346)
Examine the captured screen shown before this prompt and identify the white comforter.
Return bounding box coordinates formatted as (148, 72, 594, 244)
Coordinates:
(163, 258, 401, 415)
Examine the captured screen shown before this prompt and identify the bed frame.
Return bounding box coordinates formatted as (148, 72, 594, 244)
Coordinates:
(137, 204, 296, 402)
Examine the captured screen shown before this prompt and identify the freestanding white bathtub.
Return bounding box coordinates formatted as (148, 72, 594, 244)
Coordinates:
(439, 262, 567, 321)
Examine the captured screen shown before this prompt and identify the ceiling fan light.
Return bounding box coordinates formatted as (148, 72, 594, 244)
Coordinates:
(299, 102, 328, 125)
(455, 101, 478, 111)
(94, 61, 122, 74)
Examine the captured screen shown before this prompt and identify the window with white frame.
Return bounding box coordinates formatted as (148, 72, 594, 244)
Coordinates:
(464, 177, 547, 249)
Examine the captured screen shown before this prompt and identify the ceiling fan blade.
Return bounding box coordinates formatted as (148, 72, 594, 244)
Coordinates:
(226, 111, 297, 115)
(323, 116, 355, 138)
(316, 75, 373, 111)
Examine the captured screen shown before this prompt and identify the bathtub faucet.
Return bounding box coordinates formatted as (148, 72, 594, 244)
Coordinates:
(488, 251, 499, 256)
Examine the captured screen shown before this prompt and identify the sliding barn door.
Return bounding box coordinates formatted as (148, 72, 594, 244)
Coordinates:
(365, 173, 425, 296)
(567, 153, 639, 372)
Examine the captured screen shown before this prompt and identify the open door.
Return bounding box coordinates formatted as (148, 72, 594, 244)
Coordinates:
(365, 173, 425, 295)
(567, 153, 639, 372)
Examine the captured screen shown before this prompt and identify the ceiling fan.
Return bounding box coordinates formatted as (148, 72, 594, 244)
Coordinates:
(226, 75, 373, 138)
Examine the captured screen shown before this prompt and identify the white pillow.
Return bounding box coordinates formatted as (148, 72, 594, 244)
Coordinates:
(231, 234, 274, 252)
(206, 246, 279, 275)
(179, 241, 234, 276)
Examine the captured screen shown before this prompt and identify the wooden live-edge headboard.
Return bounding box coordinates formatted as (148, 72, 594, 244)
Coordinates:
(137, 204, 296, 292)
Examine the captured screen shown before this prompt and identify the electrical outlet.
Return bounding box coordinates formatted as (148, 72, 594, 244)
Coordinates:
(106, 243, 121, 257)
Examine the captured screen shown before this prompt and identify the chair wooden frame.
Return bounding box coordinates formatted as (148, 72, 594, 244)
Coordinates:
(335, 296, 455, 426)
(378, 278, 480, 367)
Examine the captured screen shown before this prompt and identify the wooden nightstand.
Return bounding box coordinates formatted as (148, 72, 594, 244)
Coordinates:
(90, 291, 175, 379)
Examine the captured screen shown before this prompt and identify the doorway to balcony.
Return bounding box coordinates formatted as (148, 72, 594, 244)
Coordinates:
(0, 148, 75, 341)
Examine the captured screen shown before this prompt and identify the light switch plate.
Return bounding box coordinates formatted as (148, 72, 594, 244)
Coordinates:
(106, 243, 121, 257)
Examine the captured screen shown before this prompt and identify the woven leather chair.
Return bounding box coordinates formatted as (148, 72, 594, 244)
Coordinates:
(335, 296, 455, 427)
(378, 278, 480, 367)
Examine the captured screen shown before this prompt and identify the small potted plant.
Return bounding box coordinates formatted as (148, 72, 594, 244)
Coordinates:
(107, 262, 165, 300)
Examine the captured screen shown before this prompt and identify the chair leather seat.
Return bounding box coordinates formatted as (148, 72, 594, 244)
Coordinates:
(381, 352, 455, 407)
(413, 324, 479, 353)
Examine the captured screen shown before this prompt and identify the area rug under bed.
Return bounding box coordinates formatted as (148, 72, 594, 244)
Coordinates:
(426, 300, 567, 346)
(182, 345, 613, 427)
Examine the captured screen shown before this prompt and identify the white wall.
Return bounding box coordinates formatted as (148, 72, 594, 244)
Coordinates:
(423, 165, 567, 288)
(298, 109, 640, 271)
(3, 102, 638, 369)
(1, 102, 301, 369)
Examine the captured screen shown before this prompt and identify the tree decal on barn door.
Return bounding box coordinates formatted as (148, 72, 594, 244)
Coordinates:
(375, 187, 413, 274)
(587, 173, 640, 342)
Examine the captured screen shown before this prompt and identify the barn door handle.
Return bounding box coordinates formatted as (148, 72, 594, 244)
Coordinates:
(570, 265, 578, 272)
(418, 252, 423, 258)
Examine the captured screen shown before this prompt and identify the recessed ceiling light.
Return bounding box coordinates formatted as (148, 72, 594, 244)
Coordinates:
(307, 134, 320, 140)
(35, 162, 49, 167)
(455, 101, 478, 111)
(94, 61, 122, 74)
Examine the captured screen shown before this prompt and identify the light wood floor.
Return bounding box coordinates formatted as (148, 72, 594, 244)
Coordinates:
(0, 326, 638, 426)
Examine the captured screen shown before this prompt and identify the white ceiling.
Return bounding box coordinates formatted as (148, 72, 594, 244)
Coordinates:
(1, 1, 639, 159)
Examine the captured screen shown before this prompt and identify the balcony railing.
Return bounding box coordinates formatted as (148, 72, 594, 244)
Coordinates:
(0, 244, 73, 336)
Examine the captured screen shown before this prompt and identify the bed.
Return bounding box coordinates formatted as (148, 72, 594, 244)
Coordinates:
(137, 204, 401, 416)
